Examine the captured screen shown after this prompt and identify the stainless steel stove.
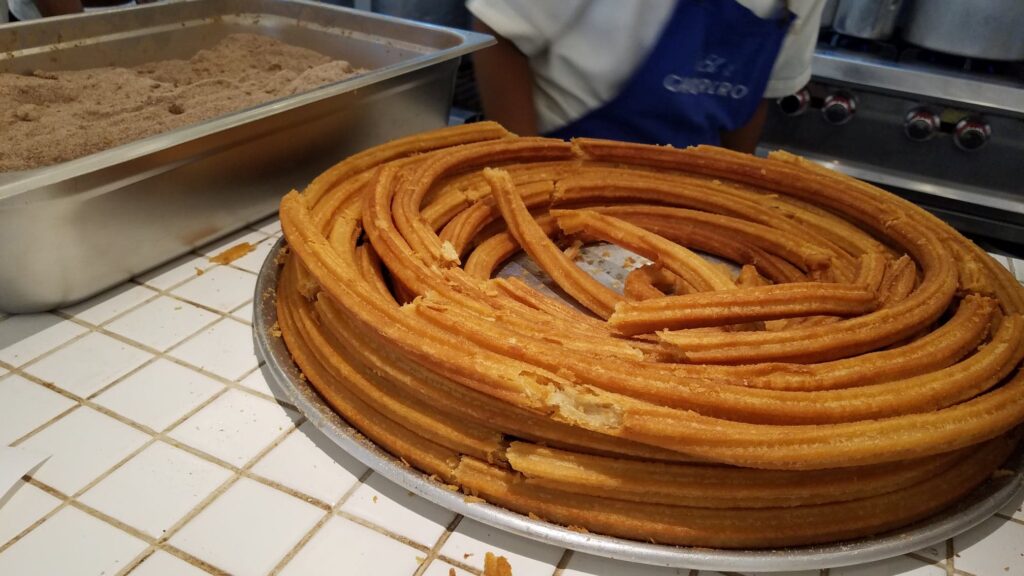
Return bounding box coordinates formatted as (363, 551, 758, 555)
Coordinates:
(760, 33, 1024, 249)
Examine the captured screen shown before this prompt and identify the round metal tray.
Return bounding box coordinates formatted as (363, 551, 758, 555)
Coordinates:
(252, 238, 1024, 572)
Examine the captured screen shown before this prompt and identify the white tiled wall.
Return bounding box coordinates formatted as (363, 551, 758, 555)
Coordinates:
(0, 218, 1021, 576)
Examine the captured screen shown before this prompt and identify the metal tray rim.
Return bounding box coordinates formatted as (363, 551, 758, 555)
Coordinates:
(252, 237, 1024, 572)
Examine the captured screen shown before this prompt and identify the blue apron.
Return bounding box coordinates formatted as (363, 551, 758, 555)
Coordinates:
(546, 0, 794, 147)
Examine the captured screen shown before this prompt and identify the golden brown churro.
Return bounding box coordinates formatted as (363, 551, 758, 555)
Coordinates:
(610, 282, 878, 335)
(275, 122, 1024, 549)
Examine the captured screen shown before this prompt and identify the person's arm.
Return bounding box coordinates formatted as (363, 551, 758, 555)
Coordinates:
(471, 18, 539, 136)
(33, 0, 82, 16)
(719, 99, 769, 153)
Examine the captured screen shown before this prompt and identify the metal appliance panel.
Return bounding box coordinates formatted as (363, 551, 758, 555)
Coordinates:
(762, 83, 1024, 213)
(761, 47, 1024, 245)
(0, 0, 493, 312)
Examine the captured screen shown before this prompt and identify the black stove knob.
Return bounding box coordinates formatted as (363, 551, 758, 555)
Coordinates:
(904, 109, 940, 142)
(822, 93, 856, 125)
(777, 89, 810, 116)
(954, 118, 990, 151)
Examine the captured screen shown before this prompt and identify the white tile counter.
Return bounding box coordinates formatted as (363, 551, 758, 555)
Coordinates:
(1, 219, 1023, 576)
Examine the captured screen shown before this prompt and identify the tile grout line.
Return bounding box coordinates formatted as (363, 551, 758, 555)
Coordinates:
(61, 284, 164, 328)
(432, 516, 495, 576)
(945, 538, 956, 576)
(3, 348, 174, 452)
(0, 304, 312, 572)
(435, 558, 483, 576)
(0, 428, 161, 557)
(1, 348, 311, 565)
(435, 528, 492, 576)
(9, 362, 220, 448)
(114, 549, 158, 576)
(905, 551, 949, 571)
(335, 510, 437, 553)
(0, 478, 70, 556)
(247, 458, 474, 573)
(147, 406, 310, 554)
(0, 326, 94, 374)
(109, 474, 246, 576)
(265, 465, 377, 576)
(550, 548, 573, 576)
(144, 543, 232, 576)
(0, 225, 291, 570)
(110, 400, 309, 576)
(18, 347, 167, 429)
(14, 324, 147, 383)
(994, 513, 1024, 526)
(75, 290, 273, 389)
(1, 411, 203, 558)
(412, 513, 469, 576)
(3, 309, 298, 446)
(87, 222, 280, 573)
(0, 374, 306, 566)
(3, 401, 81, 452)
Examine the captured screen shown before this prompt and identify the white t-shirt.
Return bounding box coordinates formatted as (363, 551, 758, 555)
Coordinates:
(468, 0, 826, 133)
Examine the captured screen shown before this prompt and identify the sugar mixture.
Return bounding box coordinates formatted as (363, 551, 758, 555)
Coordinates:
(0, 33, 364, 171)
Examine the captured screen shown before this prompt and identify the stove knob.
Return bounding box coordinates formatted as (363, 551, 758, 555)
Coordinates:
(954, 117, 990, 151)
(777, 89, 810, 116)
(822, 93, 856, 125)
(904, 109, 940, 142)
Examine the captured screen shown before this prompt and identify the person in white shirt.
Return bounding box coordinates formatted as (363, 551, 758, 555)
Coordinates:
(469, 0, 826, 152)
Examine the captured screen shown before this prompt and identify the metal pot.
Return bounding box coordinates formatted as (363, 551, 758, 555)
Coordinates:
(820, 0, 838, 28)
(833, 0, 904, 40)
(904, 0, 1024, 61)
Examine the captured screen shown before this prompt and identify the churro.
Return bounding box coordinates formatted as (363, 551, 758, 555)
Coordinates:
(274, 122, 1024, 549)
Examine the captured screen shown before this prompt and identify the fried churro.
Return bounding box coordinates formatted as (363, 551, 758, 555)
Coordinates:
(274, 122, 1024, 549)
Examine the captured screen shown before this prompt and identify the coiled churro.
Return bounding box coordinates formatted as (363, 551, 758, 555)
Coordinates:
(274, 122, 1024, 548)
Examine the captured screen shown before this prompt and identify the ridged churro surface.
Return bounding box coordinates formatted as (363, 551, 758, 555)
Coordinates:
(275, 123, 1024, 548)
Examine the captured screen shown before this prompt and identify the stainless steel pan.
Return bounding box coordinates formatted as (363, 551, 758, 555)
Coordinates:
(0, 0, 492, 313)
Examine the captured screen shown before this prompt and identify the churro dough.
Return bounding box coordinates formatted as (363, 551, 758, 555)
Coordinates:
(0, 33, 363, 172)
